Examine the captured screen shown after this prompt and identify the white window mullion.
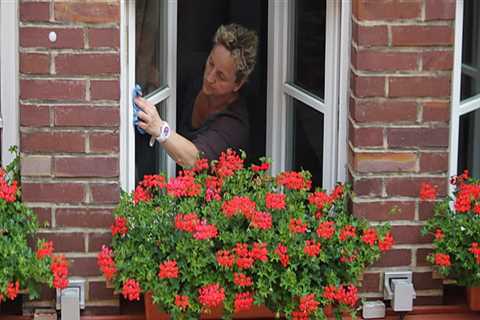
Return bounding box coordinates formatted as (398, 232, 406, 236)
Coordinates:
(337, 0, 352, 183)
(449, 0, 464, 188)
(0, 1, 19, 167)
(459, 97, 480, 116)
(283, 83, 326, 114)
(144, 86, 170, 105)
(266, 0, 288, 175)
(323, 0, 341, 191)
(165, 0, 178, 178)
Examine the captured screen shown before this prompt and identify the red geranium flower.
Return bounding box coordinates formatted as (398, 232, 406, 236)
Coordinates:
(419, 183, 437, 201)
(158, 260, 179, 279)
(111, 216, 128, 237)
(122, 279, 141, 301)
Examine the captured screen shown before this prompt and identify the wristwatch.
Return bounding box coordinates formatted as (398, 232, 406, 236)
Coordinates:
(148, 121, 172, 147)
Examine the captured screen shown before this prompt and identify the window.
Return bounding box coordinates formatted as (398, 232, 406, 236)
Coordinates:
(451, 0, 480, 179)
(0, 1, 19, 166)
(121, 1, 349, 191)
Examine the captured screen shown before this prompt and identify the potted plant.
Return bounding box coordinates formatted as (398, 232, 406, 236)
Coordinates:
(98, 150, 394, 319)
(0, 147, 69, 307)
(421, 170, 480, 310)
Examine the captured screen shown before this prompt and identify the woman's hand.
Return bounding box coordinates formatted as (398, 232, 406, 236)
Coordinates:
(135, 97, 163, 138)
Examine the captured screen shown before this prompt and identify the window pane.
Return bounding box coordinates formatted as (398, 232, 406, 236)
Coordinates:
(135, 101, 167, 184)
(461, 0, 480, 101)
(135, 0, 168, 95)
(458, 108, 480, 179)
(291, 0, 326, 100)
(287, 98, 324, 189)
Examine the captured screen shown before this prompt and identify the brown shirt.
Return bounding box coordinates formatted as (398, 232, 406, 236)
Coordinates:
(178, 80, 250, 162)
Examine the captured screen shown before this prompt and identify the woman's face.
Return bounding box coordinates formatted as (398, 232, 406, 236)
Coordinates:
(202, 44, 244, 97)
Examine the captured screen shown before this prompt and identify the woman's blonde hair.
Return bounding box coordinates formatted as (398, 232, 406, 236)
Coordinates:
(213, 23, 258, 83)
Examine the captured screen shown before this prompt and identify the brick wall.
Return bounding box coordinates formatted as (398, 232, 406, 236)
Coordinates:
(19, 0, 121, 314)
(350, 0, 455, 304)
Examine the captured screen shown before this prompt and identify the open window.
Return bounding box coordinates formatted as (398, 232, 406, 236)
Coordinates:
(121, 0, 349, 191)
(451, 0, 480, 179)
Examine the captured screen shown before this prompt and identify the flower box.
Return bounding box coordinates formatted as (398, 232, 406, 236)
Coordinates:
(466, 287, 480, 311)
(98, 151, 393, 319)
(144, 291, 276, 320)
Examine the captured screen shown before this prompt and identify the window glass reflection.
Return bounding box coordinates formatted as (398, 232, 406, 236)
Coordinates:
(135, 0, 168, 96)
(458, 108, 480, 179)
(461, 0, 480, 101)
(288, 98, 324, 189)
(292, 0, 326, 100)
(135, 101, 167, 184)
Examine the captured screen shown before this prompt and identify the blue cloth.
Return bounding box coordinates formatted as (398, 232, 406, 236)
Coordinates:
(132, 84, 146, 134)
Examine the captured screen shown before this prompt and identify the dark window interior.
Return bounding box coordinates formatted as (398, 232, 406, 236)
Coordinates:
(177, 0, 268, 166)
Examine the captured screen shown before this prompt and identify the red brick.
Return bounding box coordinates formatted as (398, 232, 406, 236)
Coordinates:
(54, 2, 120, 24)
(353, 201, 415, 221)
(352, 22, 388, 47)
(20, 105, 50, 127)
(90, 183, 120, 204)
(385, 177, 448, 198)
(55, 54, 120, 76)
(414, 272, 443, 290)
(54, 106, 119, 127)
(90, 132, 119, 153)
(372, 249, 411, 267)
(91, 80, 120, 101)
(352, 152, 417, 173)
(425, 0, 456, 21)
(20, 27, 84, 49)
(422, 50, 454, 71)
(54, 157, 119, 177)
(389, 76, 451, 98)
(32, 207, 52, 227)
(387, 127, 449, 148)
(353, 49, 418, 72)
(392, 25, 454, 46)
(391, 225, 433, 245)
(69, 257, 101, 276)
(20, 79, 85, 101)
(350, 98, 418, 123)
(359, 273, 380, 293)
(352, 177, 382, 197)
(419, 201, 437, 220)
(22, 182, 86, 203)
(351, 74, 385, 98)
(20, 53, 50, 75)
(419, 152, 449, 173)
(36, 232, 85, 252)
(56, 208, 114, 228)
(88, 28, 120, 49)
(416, 248, 433, 266)
(350, 124, 383, 147)
(20, 2, 50, 22)
(353, 0, 421, 21)
(89, 233, 113, 252)
(21, 132, 86, 153)
(88, 281, 114, 300)
(422, 101, 450, 122)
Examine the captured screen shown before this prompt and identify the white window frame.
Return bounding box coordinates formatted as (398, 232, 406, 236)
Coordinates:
(121, 0, 350, 191)
(0, 1, 19, 166)
(450, 0, 480, 185)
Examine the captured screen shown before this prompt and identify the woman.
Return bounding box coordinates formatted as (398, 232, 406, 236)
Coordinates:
(135, 23, 258, 168)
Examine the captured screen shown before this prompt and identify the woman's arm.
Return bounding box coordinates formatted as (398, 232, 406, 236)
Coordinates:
(135, 96, 200, 168)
